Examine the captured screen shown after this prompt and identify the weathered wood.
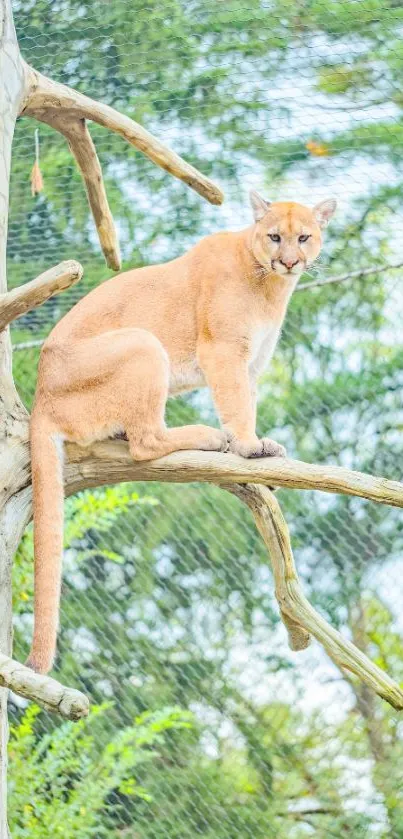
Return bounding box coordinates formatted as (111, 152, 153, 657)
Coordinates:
(0, 1, 30, 833)
(0, 654, 89, 719)
(50, 116, 121, 270)
(0, 260, 83, 331)
(64, 443, 403, 509)
(22, 65, 224, 207)
(228, 484, 403, 710)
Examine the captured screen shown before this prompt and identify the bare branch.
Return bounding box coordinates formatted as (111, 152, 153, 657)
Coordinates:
(52, 116, 121, 270)
(297, 260, 403, 292)
(0, 440, 399, 713)
(0, 260, 83, 331)
(64, 444, 403, 509)
(227, 484, 403, 710)
(0, 653, 89, 720)
(22, 65, 224, 207)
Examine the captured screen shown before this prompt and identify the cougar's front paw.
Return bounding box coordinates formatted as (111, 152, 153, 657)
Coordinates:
(229, 436, 286, 458)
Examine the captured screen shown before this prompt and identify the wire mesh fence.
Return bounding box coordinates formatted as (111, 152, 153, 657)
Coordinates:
(7, 0, 403, 836)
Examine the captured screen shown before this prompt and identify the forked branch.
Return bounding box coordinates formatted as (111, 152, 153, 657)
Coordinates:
(0, 260, 83, 331)
(64, 444, 403, 509)
(59, 445, 403, 710)
(20, 65, 224, 269)
(23, 67, 224, 205)
(228, 484, 403, 710)
(0, 654, 89, 720)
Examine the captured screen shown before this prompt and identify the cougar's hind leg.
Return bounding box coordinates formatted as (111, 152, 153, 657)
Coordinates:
(121, 332, 228, 460)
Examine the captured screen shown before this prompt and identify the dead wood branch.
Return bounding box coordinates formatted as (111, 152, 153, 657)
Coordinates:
(52, 116, 121, 270)
(64, 444, 403, 509)
(22, 65, 224, 209)
(0, 653, 89, 720)
(227, 484, 403, 710)
(0, 261, 83, 331)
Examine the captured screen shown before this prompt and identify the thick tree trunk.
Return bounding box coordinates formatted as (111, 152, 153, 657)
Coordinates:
(0, 3, 31, 834)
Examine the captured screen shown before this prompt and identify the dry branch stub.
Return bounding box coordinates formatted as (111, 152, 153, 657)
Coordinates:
(0, 654, 89, 720)
(0, 260, 83, 331)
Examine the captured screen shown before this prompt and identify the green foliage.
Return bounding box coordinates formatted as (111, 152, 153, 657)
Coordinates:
(64, 487, 159, 564)
(13, 485, 158, 614)
(8, 704, 193, 838)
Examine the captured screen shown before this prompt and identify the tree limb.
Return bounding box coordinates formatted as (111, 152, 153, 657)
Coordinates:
(0, 261, 83, 331)
(297, 260, 403, 292)
(2, 440, 402, 714)
(21, 65, 224, 208)
(61, 444, 403, 708)
(51, 116, 121, 270)
(0, 654, 89, 720)
(227, 484, 403, 711)
(64, 443, 403, 509)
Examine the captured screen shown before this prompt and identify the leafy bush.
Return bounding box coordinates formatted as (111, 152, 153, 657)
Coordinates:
(8, 703, 192, 838)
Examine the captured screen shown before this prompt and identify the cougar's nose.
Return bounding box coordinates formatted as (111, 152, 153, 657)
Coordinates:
(280, 258, 299, 270)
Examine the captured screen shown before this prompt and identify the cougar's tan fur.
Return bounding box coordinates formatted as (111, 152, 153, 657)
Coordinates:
(28, 191, 336, 673)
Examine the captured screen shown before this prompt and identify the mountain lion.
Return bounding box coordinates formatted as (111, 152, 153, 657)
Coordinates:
(27, 190, 336, 673)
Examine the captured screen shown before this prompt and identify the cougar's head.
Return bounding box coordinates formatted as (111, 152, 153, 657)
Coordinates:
(249, 191, 336, 278)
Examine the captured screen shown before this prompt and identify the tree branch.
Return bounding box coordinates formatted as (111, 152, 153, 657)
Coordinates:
(227, 484, 403, 710)
(0, 261, 83, 331)
(61, 444, 403, 708)
(0, 654, 89, 720)
(64, 444, 403, 509)
(297, 260, 403, 292)
(52, 116, 121, 270)
(21, 65, 224, 208)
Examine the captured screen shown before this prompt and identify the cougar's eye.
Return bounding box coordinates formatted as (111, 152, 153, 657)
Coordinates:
(299, 234, 310, 243)
(269, 233, 281, 243)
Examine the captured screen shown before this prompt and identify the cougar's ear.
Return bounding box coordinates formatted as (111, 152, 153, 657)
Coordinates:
(313, 198, 337, 229)
(250, 190, 271, 222)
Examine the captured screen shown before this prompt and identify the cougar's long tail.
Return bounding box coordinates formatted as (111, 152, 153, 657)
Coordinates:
(26, 413, 65, 674)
